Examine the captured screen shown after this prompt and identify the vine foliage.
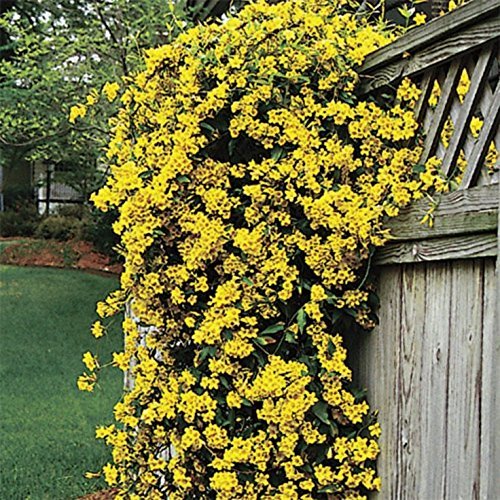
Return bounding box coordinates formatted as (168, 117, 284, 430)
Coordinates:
(78, 1, 447, 498)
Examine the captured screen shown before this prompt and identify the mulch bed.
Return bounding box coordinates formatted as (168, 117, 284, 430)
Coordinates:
(0, 238, 122, 275)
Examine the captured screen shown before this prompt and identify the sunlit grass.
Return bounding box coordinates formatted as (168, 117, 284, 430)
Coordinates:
(0, 265, 122, 499)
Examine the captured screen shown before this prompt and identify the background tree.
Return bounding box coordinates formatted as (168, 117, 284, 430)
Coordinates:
(0, 0, 199, 198)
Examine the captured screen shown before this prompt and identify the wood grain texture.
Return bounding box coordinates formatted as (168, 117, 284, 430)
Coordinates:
(354, 258, 497, 499)
(360, 0, 500, 74)
(420, 59, 464, 164)
(412, 69, 435, 125)
(354, 266, 402, 499)
(490, 181, 500, 499)
(418, 262, 452, 499)
(479, 259, 498, 499)
(396, 264, 426, 497)
(359, 18, 499, 94)
(444, 260, 484, 498)
(375, 233, 497, 265)
(383, 184, 499, 241)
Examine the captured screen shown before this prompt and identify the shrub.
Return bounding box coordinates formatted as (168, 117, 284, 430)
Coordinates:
(81, 208, 121, 260)
(78, 1, 447, 498)
(56, 203, 87, 219)
(35, 215, 85, 241)
(0, 202, 39, 237)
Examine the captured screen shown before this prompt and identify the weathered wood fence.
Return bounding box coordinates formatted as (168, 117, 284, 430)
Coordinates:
(355, 1, 499, 498)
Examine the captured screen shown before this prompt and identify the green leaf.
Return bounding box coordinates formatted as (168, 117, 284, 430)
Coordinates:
(139, 169, 154, 180)
(352, 387, 367, 400)
(152, 228, 165, 237)
(270, 146, 285, 161)
(297, 308, 306, 333)
(199, 346, 217, 362)
(327, 338, 335, 355)
(219, 376, 231, 389)
(318, 485, 337, 494)
(330, 309, 342, 325)
(412, 163, 426, 174)
(176, 175, 190, 183)
(228, 138, 237, 157)
(261, 323, 285, 335)
(398, 5, 415, 19)
(312, 401, 330, 425)
(255, 336, 277, 345)
(242, 276, 254, 286)
(328, 421, 339, 437)
(200, 121, 216, 133)
(339, 91, 355, 104)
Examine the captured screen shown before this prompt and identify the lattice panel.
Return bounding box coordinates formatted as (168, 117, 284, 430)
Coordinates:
(416, 42, 499, 189)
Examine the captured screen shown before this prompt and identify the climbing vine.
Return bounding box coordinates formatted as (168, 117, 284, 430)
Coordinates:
(77, 1, 448, 498)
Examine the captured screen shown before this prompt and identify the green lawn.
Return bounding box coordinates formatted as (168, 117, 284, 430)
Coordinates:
(0, 265, 123, 499)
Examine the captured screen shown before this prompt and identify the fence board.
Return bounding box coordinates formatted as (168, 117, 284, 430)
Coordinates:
(441, 46, 496, 177)
(355, 258, 497, 499)
(396, 265, 426, 497)
(383, 184, 498, 241)
(460, 80, 500, 189)
(359, 17, 499, 94)
(479, 259, 497, 499)
(361, 0, 500, 74)
(419, 262, 452, 499)
(356, 265, 402, 500)
(375, 233, 497, 264)
(444, 260, 484, 498)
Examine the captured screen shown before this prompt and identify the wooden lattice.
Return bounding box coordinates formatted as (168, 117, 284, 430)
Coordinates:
(360, 0, 500, 190)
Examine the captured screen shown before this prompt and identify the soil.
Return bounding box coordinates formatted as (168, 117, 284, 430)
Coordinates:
(0, 238, 123, 275)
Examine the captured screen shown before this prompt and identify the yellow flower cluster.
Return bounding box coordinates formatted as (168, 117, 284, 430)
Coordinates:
(81, 1, 448, 498)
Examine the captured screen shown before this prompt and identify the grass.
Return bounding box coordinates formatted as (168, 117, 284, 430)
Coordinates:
(0, 265, 123, 499)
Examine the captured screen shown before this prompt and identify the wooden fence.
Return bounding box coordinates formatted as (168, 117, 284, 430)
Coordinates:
(354, 1, 499, 498)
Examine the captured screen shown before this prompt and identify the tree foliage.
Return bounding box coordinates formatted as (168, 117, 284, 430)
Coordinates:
(0, 0, 233, 195)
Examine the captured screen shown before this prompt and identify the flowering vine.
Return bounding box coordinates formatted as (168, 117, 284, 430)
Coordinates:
(76, 1, 448, 498)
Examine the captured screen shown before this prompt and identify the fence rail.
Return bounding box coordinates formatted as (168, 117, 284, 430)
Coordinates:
(356, 1, 499, 498)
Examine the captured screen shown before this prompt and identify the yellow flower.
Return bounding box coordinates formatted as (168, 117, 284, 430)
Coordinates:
(112, 352, 130, 371)
(91, 320, 105, 338)
(413, 13, 427, 26)
(82, 351, 98, 372)
(226, 391, 243, 408)
(69, 104, 87, 123)
(78, 0, 447, 495)
(86, 89, 99, 106)
(84, 470, 101, 479)
(77, 373, 96, 392)
(103, 463, 118, 485)
(102, 81, 120, 102)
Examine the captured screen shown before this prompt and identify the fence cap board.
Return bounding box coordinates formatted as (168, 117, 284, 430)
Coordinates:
(359, 18, 499, 94)
(360, 0, 500, 75)
(384, 184, 499, 241)
(375, 233, 497, 265)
